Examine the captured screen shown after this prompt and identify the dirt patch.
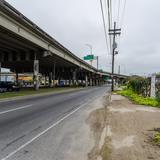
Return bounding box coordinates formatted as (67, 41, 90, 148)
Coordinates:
(87, 94, 160, 160)
(107, 95, 160, 160)
(147, 128, 160, 148)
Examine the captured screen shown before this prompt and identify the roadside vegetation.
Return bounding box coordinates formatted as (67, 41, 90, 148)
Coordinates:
(116, 76, 160, 107)
(117, 89, 160, 107)
(154, 132, 160, 145)
(0, 87, 81, 99)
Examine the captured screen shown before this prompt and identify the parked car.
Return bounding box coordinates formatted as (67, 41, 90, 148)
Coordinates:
(0, 81, 20, 92)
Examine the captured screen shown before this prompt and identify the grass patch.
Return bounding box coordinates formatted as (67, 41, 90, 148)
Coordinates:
(116, 89, 160, 107)
(0, 87, 81, 99)
(154, 133, 160, 145)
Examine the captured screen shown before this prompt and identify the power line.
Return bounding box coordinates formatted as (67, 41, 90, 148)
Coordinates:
(104, 0, 112, 52)
(109, 0, 113, 28)
(99, 0, 110, 55)
(105, 0, 111, 29)
(117, 0, 127, 53)
(119, 0, 127, 28)
(117, 0, 121, 26)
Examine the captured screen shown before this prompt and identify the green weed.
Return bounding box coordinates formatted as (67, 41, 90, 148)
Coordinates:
(116, 89, 160, 107)
(154, 133, 160, 144)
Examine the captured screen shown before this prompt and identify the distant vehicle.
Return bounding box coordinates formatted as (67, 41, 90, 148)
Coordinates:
(0, 81, 20, 93)
(59, 80, 65, 87)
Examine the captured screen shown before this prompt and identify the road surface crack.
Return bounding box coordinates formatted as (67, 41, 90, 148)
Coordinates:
(1, 135, 26, 151)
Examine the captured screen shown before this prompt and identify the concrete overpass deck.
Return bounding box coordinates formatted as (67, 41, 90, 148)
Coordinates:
(0, 0, 128, 89)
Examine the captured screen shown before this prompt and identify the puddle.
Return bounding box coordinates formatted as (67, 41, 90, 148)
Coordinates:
(112, 135, 135, 149)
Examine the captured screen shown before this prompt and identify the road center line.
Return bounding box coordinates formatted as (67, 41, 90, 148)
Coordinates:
(1, 97, 96, 160)
(0, 105, 33, 115)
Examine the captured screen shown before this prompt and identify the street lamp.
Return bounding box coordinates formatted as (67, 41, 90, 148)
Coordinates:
(94, 56, 99, 70)
(85, 44, 92, 55)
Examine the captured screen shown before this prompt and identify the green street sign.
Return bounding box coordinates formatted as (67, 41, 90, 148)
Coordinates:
(104, 76, 109, 80)
(83, 55, 94, 60)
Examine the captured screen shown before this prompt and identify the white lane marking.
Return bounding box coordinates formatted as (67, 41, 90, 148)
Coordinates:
(1, 100, 91, 160)
(0, 105, 33, 115)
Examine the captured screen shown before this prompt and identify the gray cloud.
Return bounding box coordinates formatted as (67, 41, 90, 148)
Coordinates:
(6, 0, 160, 75)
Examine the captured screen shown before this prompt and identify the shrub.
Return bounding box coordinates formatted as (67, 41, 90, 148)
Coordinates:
(154, 133, 160, 145)
(117, 89, 160, 107)
(127, 77, 150, 97)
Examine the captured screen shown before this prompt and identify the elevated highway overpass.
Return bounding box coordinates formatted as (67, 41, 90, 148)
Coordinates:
(0, 0, 128, 90)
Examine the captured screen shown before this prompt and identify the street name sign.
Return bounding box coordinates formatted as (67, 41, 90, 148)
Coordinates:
(83, 55, 94, 60)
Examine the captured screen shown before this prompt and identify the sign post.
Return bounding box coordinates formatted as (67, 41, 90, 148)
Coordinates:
(33, 60, 39, 90)
(0, 62, 1, 82)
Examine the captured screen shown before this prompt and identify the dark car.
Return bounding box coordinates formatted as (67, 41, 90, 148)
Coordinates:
(0, 81, 20, 92)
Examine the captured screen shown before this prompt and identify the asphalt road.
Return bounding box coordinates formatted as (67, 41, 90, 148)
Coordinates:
(0, 86, 110, 160)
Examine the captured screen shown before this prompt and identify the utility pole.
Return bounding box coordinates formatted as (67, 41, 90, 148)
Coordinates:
(109, 22, 121, 91)
(95, 56, 99, 70)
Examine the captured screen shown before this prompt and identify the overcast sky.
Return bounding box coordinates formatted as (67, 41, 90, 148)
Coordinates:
(5, 0, 160, 75)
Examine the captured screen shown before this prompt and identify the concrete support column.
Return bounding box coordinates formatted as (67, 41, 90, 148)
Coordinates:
(100, 80, 102, 86)
(76, 78, 79, 86)
(80, 78, 83, 86)
(16, 72, 19, 85)
(0, 62, 1, 82)
(33, 59, 39, 90)
(94, 79, 96, 86)
(52, 62, 56, 87)
(92, 79, 95, 86)
(49, 72, 53, 87)
(73, 71, 76, 85)
(69, 77, 72, 86)
(0, 53, 4, 62)
(25, 53, 30, 61)
(89, 78, 93, 86)
(17, 53, 21, 61)
(85, 74, 88, 87)
(44, 74, 47, 86)
(65, 80, 68, 86)
(96, 79, 99, 86)
(8, 53, 12, 61)
(76, 72, 79, 86)
(58, 77, 61, 86)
